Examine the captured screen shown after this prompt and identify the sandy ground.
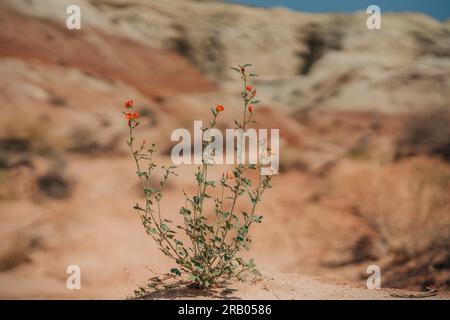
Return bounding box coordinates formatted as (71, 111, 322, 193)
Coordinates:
(140, 272, 450, 300)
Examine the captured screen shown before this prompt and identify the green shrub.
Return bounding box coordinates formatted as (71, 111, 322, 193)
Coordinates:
(122, 65, 273, 289)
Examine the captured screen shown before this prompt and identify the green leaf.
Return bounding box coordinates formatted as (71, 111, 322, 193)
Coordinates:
(195, 171, 204, 183)
(188, 274, 198, 281)
(144, 188, 158, 195)
(170, 268, 181, 276)
(205, 180, 216, 187)
(241, 177, 252, 187)
(136, 171, 147, 177)
(193, 196, 200, 205)
(252, 215, 263, 223)
(179, 207, 191, 216)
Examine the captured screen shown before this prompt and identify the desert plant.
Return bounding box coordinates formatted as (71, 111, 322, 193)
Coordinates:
(336, 159, 450, 258)
(397, 109, 450, 161)
(123, 64, 273, 289)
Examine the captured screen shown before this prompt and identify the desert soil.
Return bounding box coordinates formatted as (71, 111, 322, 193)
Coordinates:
(140, 272, 449, 300)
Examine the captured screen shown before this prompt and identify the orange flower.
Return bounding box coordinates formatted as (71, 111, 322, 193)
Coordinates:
(246, 85, 253, 91)
(124, 100, 133, 109)
(252, 89, 257, 97)
(125, 111, 139, 120)
(226, 171, 235, 180)
(215, 104, 224, 112)
(248, 105, 254, 113)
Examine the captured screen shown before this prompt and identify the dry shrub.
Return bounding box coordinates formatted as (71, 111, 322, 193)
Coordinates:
(0, 112, 124, 157)
(0, 236, 37, 272)
(333, 158, 450, 258)
(67, 126, 102, 154)
(397, 109, 450, 161)
(37, 171, 73, 199)
(0, 115, 62, 155)
(0, 138, 32, 168)
(279, 144, 309, 172)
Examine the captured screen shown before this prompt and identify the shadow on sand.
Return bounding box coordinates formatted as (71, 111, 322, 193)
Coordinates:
(140, 281, 240, 300)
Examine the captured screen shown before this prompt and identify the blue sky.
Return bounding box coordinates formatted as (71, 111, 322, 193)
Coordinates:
(224, 0, 450, 21)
